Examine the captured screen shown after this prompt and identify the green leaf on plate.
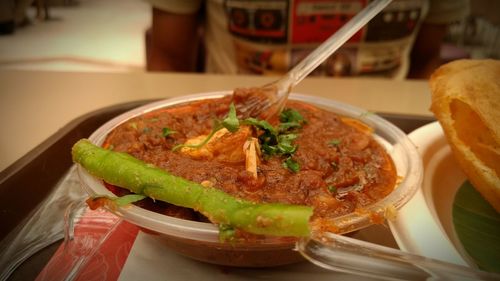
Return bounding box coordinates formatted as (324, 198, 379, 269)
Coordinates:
(113, 194, 147, 206)
(452, 180, 500, 273)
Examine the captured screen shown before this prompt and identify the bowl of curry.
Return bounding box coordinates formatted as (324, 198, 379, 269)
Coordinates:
(76, 91, 422, 267)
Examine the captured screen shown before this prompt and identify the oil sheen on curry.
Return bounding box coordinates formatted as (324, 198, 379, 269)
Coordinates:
(102, 95, 397, 230)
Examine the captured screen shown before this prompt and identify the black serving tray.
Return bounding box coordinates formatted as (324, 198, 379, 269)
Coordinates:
(0, 99, 435, 280)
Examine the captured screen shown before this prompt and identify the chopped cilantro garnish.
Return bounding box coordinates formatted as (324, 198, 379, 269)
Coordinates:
(243, 108, 306, 172)
(143, 127, 152, 133)
(222, 103, 239, 133)
(242, 118, 277, 135)
(91, 194, 147, 208)
(162, 127, 177, 138)
(114, 194, 147, 206)
(328, 139, 341, 146)
(280, 108, 305, 124)
(261, 143, 278, 157)
(278, 121, 301, 131)
(278, 109, 306, 132)
(172, 120, 223, 151)
(327, 185, 337, 194)
(283, 157, 300, 173)
(172, 103, 239, 151)
(172, 105, 306, 173)
(277, 133, 298, 154)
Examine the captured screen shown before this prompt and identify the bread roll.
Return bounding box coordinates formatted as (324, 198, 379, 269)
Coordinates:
(430, 59, 500, 212)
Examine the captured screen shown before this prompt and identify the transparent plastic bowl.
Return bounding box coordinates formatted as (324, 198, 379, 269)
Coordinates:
(77, 92, 423, 267)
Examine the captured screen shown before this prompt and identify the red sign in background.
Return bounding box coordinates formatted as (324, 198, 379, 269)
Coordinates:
(291, 0, 367, 44)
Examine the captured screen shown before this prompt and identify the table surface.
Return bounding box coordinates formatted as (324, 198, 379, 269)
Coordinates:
(0, 70, 433, 172)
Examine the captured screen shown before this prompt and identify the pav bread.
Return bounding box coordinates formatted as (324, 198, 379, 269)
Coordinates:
(429, 59, 500, 212)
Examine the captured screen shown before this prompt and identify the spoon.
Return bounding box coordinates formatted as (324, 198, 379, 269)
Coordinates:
(235, 0, 393, 119)
(297, 232, 500, 281)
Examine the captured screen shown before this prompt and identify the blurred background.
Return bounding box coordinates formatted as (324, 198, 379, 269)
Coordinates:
(0, 0, 149, 72)
(0, 0, 498, 75)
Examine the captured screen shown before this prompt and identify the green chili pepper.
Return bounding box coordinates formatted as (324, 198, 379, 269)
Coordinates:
(72, 139, 312, 237)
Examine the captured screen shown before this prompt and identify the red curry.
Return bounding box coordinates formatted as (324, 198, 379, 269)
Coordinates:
(102, 96, 397, 229)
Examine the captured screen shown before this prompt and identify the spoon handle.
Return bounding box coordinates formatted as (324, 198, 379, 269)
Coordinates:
(284, 0, 393, 87)
(297, 232, 500, 281)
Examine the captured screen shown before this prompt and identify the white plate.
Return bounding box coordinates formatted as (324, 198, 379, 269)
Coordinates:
(389, 121, 477, 267)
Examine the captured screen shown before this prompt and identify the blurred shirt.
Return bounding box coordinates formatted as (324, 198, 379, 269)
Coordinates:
(148, 0, 468, 79)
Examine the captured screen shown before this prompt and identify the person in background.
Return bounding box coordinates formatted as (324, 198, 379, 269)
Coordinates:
(145, 0, 469, 79)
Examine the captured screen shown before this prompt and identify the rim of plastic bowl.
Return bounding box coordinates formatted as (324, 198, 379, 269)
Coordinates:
(77, 92, 423, 243)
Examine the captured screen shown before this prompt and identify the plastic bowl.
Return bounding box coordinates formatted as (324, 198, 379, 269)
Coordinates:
(77, 92, 423, 267)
